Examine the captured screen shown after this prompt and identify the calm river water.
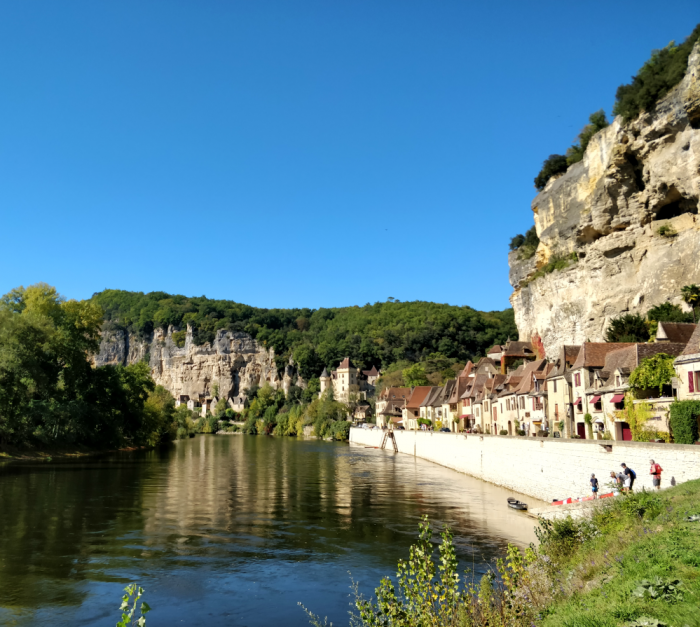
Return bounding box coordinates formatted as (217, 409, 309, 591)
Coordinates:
(0, 435, 542, 627)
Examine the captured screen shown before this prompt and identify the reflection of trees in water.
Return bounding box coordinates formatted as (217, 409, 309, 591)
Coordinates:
(0, 437, 527, 615)
(141, 437, 517, 570)
(0, 453, 159, 609)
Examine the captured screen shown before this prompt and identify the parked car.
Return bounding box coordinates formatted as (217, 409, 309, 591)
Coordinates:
(439, 427, 451, 433)
(395, 425, 405, 430)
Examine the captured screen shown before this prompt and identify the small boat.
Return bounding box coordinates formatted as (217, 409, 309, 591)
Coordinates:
(507, 499, 528, 511)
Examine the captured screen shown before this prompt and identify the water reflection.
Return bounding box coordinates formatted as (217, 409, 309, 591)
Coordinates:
(0, 436, 542, 627)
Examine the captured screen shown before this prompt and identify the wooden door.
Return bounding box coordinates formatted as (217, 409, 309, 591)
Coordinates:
(621, 422, 632, 441)
(577, 422, 586, 439)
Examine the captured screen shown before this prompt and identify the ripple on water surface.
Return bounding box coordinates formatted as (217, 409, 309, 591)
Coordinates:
(0, 435, 543, 627)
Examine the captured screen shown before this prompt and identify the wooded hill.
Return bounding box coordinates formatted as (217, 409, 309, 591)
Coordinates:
(92, 290, 517, 379)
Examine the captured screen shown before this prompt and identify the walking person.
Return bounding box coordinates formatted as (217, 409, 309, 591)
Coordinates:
(650, 459, 663, 490)
(621, 463, 636, 492)
(590, 474, 599, 499)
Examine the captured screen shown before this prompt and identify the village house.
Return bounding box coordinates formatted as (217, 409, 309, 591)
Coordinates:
(420, 386, 445, 425)
(655, 321, 696, 344)
(403, 386, 432, 430)
(673, 322, 700, 401)
(512, 360, 548, 435)
(376, 386, 411, 428)
(500, 340, 537, 374)
(175, 394, 189, 408)
(228, 394, 248, 413)
(583, 342, 687, 440)
(545, 345, 581, 437)
(495, 368, 524, 434)
(461, 373, 490, 431)
(442, 362, 473, 432)
(487, 344, 504, 368)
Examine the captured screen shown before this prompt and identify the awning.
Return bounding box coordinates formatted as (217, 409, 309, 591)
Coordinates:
(459, 414, 473, 419)
(611, 394, 625, 403)
(574, 397, 582, 405)
(590, 395, 601, 404)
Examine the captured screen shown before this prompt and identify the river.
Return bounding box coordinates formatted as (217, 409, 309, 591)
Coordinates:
(0, 435, 542, 626)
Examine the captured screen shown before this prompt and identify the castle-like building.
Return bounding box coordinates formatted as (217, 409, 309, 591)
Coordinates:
(319, 357, 379, 403)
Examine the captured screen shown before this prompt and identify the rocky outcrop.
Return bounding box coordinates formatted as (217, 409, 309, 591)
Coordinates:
(510, 42, 700, 356)
(94, 325, 300, 399)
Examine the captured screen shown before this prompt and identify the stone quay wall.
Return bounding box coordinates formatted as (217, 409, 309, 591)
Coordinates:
(349, 428, 700, 502)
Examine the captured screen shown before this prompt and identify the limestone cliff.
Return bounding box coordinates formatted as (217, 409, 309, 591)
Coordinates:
(94, 325, 303, 399)
(510, 42, 700, 356)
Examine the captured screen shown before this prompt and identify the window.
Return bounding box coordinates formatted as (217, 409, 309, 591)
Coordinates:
(575, 372, 581, 387)
(555, 403, 559, 418)
(689, 371, 700, 393)
(616, 375, 621, 387)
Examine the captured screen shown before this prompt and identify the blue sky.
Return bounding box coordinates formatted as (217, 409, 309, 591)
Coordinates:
(0, 1, 696, 312)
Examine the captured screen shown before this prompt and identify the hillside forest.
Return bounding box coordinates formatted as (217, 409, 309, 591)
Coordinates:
(92, 289, 518, 381)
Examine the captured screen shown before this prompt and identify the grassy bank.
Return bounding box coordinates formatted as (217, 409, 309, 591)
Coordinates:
(538, 481, 700, 627)
(303, 480, 700, 627)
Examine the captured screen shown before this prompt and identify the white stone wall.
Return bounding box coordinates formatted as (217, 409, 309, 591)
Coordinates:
(350, 428, 700, 502)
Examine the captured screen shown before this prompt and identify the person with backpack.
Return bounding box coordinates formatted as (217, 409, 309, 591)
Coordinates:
(621, 463, 636, 492)
(650, 459, 663, 490)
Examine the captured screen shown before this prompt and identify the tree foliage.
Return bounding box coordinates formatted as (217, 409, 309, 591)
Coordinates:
(681, 284, 700, 323)
(604, 313, 650, 343)
(614, 23, 700, 122)
(566, 110, 609, 166)
(669, 400, 700, 444)
(509, 226, 540, 260)
(534, 154, 568, 191)
(402, 363, 430, 387)
(646, 302, 692, 324)
(629, 353, 676, 394)
(92, 290, 517, 378)
(0, 284, 175, 448)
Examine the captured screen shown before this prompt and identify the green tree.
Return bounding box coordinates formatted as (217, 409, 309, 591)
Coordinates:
(534, 154, 568, 191)
(613, 24, 700, 122)
(681, 284, 700, 323)
(565, 110, 609, 166)
(604, 313, 650, 343)
(402, 363, 430, 387)
(647, 302, 692, 323)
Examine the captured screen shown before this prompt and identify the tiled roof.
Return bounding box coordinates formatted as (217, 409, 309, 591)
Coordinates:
(338, 357, 352, 369)
(487, 345, 503, 354)
(656, 322, 696, 344)
(320, 367, 329, 378)
(405, 386, 432, 409)
(362, 366, 380, 376)
(421, 386, 445, 407)
(460, 373, 489, 399)
(380, 387, 411, 400)
(503, 341, 534, 357)
(571, 343, 637, 369)
(514, 359, 547, 394)
(680, 322, 700, 356)
(547, 345, 582, 379)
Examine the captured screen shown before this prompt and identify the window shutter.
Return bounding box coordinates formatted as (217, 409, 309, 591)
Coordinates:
(690, 371, 695, 393)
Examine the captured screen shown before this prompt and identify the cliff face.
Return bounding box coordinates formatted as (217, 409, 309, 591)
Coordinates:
(95, 326, 302, 399)
(510, 42, 700, 356)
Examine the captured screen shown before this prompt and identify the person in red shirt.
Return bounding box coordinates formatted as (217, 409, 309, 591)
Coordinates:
(650, 459, 663, 490)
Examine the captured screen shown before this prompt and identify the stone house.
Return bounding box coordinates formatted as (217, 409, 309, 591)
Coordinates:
(495, 369, 524, 434)
(228, 395, 248, 412)
(545, 345, 581, 437)
(512, 359, 548, 435)
(443, 363, 472, 432)
(175, 394, 189, 408)
(568, 343, 637, 437)
(500, 340, 536, 374)
(403, 386, 432, 429)
(420, 387, 445, 425)
(584, 343, 686, 440)
(655, 321, 696, 344)
(319, 358, 379, 403)
(673, 323, 700, 401)
(460, 373, 489, 431)
(487, 345, 504, 368)
(362, 366, 381, 390)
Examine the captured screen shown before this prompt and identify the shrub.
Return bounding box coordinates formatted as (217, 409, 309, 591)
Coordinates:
(331, 420, 351, 441)
(499, 429, 508, 435)
(520, 252, 576, 287)
(566, 110, 610, 166)
(669, 400, 700, 444)
(657, 224, 676, 238)
(535, 516, 598, 560)
(613, 23, 700, 122)
(604, 313, 650, 343)
(534, 154, 568, 191)
(171, 330, 187, 348)
(509, 233, 525, 251)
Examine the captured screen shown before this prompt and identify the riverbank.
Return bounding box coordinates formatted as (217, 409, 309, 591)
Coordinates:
(0, 442, 148, 462)
(349, 428, 700, 502)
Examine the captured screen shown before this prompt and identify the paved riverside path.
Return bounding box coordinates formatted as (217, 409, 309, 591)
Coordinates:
(350, 428, 700, 502)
